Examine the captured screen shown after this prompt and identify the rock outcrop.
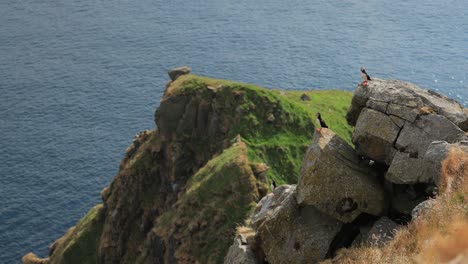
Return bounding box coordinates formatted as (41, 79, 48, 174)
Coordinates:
(364, 217, 400, 246)
(347, 79, 467, 185)
(224, 234, 257, 264)
(24, 73, 467, 264)
(249, 185, 343, 264)
(346, 79, 468, 130)
(227, 78, 467, 264)
(228, 129, 389, 263)
(297, 128, 385, 223)
(167, 66, 191, 81)
(24, 74, 338, 264)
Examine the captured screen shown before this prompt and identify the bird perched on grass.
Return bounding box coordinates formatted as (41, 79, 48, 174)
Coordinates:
(360, 66, 372, 86)
(316, 112, 328, 132)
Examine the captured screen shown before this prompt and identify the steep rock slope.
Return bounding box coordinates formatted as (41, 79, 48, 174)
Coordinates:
(23, 74, 353, 264)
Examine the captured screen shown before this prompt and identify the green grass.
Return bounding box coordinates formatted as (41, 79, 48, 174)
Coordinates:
(41, 75, 353, 264)
(169, 75, 353, 185)
(156, 143, 258, 263)
(279, 90, 353, 144)
(51, 204, 104, 264)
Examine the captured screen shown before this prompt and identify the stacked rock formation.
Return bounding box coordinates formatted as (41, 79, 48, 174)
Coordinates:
(347, 79, 467, 185)
(225, 79, 468, 264)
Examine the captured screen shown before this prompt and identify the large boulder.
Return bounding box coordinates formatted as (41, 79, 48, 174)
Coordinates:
(385, 152, 432, 184)
(251, 185, 343, 264)
(347, 79, 467, 184)
(296, 129, 386, 223)
(395, 114, 464, 156)
(167, 66, 191, 81)
(352, 108, 400, 164)
(364, 217, 400, 247)
(346, 79, 468, 130)
(425, 140, 468, 186)
(386, 140, 468, 185)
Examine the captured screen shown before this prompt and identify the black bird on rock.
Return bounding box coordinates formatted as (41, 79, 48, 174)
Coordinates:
(270, 179, 277, 197)
(360, 66, 371, 86)
(316, 112, 328, 132)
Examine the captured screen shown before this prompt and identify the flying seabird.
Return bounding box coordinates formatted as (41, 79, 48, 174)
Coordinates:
(360, 66, 371, 86)
(316, 112, 328, 132)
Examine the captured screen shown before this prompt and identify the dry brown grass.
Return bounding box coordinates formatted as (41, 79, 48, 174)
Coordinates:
(323, 146, 468, 264)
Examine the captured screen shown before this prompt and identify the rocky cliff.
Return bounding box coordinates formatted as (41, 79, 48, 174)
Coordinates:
(24, 74, 467, 264)
(225, 79, 468, 264)
(23, 72, 353, 264)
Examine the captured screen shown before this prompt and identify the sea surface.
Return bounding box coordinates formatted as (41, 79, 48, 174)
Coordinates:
(0, 0, 467, 262)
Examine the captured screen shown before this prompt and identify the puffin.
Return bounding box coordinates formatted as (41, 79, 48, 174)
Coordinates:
(360, 66, 371, 86)
(316, 112, 328, 132)
(270, 179, 277, 197)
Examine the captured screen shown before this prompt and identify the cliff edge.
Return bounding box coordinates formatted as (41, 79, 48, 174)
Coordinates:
(23, 72, 353, 264)
(225, 79, 468, 264)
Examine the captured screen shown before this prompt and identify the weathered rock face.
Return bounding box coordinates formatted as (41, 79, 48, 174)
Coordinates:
(251, 185, 343, 264)
(352, 108, 400, 164)
(346, 79, 468, 130)
(395, 114, 464, 156)
(364, 217, 400, 247)
(24, 75, 322, 264)
(347, 79, 467, 184)
(224, 234, 257, 264)
(296, 129, 386, 223)
(167, 66, 191, 81)
(411, 199, 436, 220)
(425, 140, 468, 186)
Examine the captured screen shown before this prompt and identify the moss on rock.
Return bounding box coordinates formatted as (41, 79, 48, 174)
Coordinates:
(48, 204, 105, 264)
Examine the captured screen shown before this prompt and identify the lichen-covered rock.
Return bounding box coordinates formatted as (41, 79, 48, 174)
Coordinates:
(425, 140, 468, 186)
(411, 199, 436, 220)
(365, 217, 400, 247)
(224, 234, 257, 264)
(297, 129, 385, 222)
(387, 139, 468, 185)
(395, 114, 464, 156)
(346, 79, 468, 130)
(352, 108, 401, 164)
(250, 185, 295, 229)
(347, 79, 467, 185)
(168, 66, 191, 81)
(385, 152, 432, 184)
(252, 185, 343, 264)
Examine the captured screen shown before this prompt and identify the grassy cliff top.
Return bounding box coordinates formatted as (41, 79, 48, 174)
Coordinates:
(167, 74, 352, 143)
(165, 74, 353, 184)
(31, 74, 355, 264)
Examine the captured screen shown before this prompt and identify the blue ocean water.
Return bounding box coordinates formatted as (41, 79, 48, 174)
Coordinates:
(0, 0, 467, 262)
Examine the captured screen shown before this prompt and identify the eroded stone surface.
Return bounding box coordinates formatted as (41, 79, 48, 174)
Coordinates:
(250, 185, 343, 264)
(297, 129, 385, 222)
(352, 108, 401, 164)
